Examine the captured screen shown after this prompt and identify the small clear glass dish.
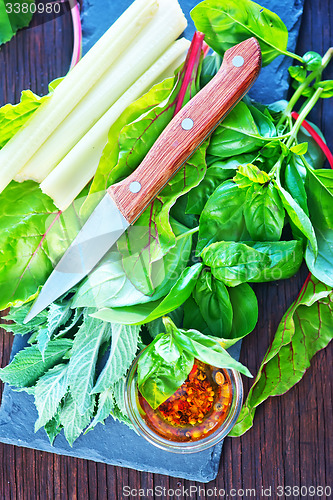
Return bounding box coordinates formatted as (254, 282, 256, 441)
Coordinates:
(124, 352, 243, 454)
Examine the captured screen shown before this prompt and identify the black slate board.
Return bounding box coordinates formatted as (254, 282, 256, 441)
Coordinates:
(0, 336, 240, 482)
(81, 0, 305, 103)
(0, 0, 304, 483)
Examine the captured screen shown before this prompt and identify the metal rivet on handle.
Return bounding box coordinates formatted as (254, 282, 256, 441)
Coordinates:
(181, 118, 194, 130)
(129, 181, 141, 194)
(232, 55, 244, 67)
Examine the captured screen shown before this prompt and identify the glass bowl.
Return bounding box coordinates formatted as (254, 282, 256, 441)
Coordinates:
(124, 352, 243, 453)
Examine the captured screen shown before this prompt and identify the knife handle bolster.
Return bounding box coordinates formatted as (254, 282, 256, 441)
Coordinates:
(108, 37, 261, 224)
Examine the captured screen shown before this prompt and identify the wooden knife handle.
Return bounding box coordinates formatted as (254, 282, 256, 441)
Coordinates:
(108, 37, 261, 224)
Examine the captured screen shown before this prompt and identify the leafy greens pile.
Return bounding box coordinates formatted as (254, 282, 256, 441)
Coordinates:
(0, 0, 333, 444)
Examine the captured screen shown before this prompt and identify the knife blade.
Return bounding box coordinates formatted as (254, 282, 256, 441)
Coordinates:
(24, 37, 261, 323)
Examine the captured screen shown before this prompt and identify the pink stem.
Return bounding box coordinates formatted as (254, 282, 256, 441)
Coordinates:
(202, 41, 210, 57)
(69, 0, 82, 70)
(291, 111, 333, 168)
(173, 31, 205, 116)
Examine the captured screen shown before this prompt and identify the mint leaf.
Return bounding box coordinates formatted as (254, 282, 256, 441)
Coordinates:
(58, 393, 94, 446)
(92, 324, 140, 394)
(34, 363, 69, 431)
(0, 339, 72, 387)
(68, 315, 112, 414)
(85, 389, 114, 433)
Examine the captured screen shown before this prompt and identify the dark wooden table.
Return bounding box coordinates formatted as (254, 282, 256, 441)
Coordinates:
(0, 0, 332, 498)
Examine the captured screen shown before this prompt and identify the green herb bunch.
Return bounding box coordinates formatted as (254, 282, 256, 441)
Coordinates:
(0, 0, 332, 444)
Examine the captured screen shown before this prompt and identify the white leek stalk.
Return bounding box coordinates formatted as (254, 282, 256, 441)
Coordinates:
(40, 38, 190, 211)
(14, 0, 187, 183)
(0, 0, 158, 192)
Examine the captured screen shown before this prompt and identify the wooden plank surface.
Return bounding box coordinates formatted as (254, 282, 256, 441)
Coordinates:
(0, 0, 332, 498)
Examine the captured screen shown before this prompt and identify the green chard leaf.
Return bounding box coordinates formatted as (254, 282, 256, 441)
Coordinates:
(72, 220, 194, 311)
(0, 0, 35, 45)
(230, 276, 333, 437)
(191, 0, 289, 66)
(0, 90, 49, 148)
(0, 339, 72, 387)
(0, 181, 88, 310)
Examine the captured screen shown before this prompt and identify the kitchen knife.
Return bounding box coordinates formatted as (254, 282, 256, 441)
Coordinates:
(24, 37, 261, 324)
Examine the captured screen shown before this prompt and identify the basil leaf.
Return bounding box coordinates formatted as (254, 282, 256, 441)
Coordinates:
(173, 329, 252, 377)
(314, 80, 333, 98)
(208, 102, 265, 158)
(248, 104, 277, 138)
(305, 169, 333, 287)
(200, 52, 223, 87)
(274, 179, 318, 255)
(191, 0, 288, 66)
(183, 295, 211, 335)
(230, 276, 333, 436)
(247, 240, 303, 282)
(227, 283, 258, 341)
(192, 269, 233, 337)
(284, 158, 309, 214)
(197, 180, 249, 254)
(138, 333, 194, 409)
(244, 183, 285, 241)
(187, 153, 256, 215)
(202, 241, 271, 286)
(234, 163, 270, 188)
(91, 263, 203, 325)
(302, 51, 322, 71)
